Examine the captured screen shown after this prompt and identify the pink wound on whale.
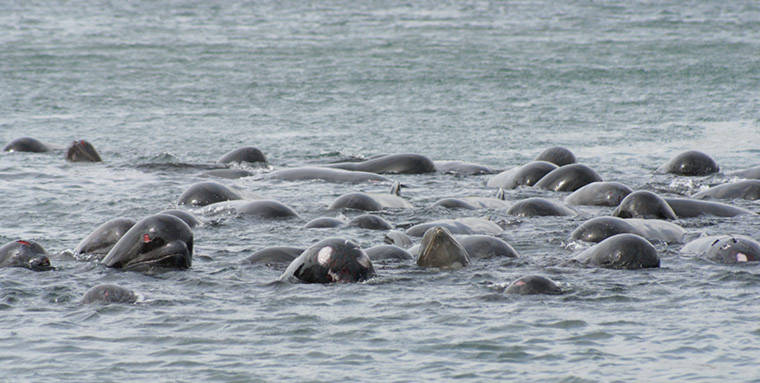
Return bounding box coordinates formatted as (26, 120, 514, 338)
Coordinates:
(16, 240, 30, 246)
(143, 234, 151, 243)
(737, 253, 749, 262)
(514, 280, 527, 286)
(318, 246, 333, 266)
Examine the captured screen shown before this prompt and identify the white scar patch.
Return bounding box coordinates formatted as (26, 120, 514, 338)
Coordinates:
(736, 253, 749, 262)
(318, 246, 333, 266)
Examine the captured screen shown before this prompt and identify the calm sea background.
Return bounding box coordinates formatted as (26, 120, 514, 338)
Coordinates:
(1, 1, 760, 381)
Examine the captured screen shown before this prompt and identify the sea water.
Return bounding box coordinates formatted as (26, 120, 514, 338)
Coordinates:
(1, 1, 759, 381)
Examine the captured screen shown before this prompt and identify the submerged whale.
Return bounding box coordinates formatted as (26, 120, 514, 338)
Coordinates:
(507, 197, 576, 217)
(663, 198, 754, 217)
(406, 217, 503, 237)
(692, 180, 760, 201)
(657, 150, 719, 176)
(66, 140, 102, 162)
(347, 214, 393, 230)
(680, 235, 760, 264)
(177, 182, 243, 207)
(329, 183, 412, 211)
(159, 209, 201, 228)
(565, 181, 633, 207)
(577, 233, 660, 269)
(416, 226, 470, 269)
(505, 275, 562, 295)
(384, 230, 414, 248)
(534, 163, 602, 192)
(729, 166, 760, 179)
(81, 284, 138, 304)
(102, 214, 193, 271)
(0, 240, 53, 271)
(434, 160, 498, 175)
(75, 217, 137, 260)
(322, 153, 436, 174)
(455, 235, 519, 259)
(267, 167, 390, 183)
(365, 245, 413, 261)
(486, 161, 557, 189)
(243, 246, 305, 265)
(200, 169, 254, 179)
(613, 191, 677, 220)
(204, 200, 299, 219)
(535, 146, 576, 167)
(279, 238, 375, 283)
(218, 147, 267, 164)
(304, 217, 345, 228)
(408, 234, 518, 260)
(570, 216, 685, 243)
(3, 137, 50, 153)
(432, 189, 508, 210)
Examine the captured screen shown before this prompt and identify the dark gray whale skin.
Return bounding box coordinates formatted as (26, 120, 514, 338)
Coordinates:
(159, 209, 201, 228)
(680, 235, 760, 264)
(328, 191, 412, 211)
(66, 140, 102, 162)
(322, 153, 436, 174)
(565, 182, 633, 207)
(267, 167, 390, 183)
(416, 226, 470, 269)
(304, 217, 345, 228)
(384, 230, 413, 248)
(434, 160, 498, 175)
(279, 238, 375, 283)
(347, 214, 392, 230)
(243, 246, 305, 265)
(75, 217, 137, 259)
(505, 275, 562, 295)
(577, 233, 660, 269)
(0, 240, 53, 271)
(200, 169, 254, 179)
(432, 194, 508, 210)
(613, 191, 677, 220)
(657, 150, 719, 176)
(507, 198, 576, 217)
(486, 161, 557, 189)
(406, 218, 502, 237)
(177, 182, 242, 207)
(81, 284, 137, 304)
(218, 147, 267, 164)
(729, 166, 760, 179)
(3, 137, 50, 153)
(570, 216, 685, 244)
(663, 198, 754, 218)
(102, 214, 193, 272)
(535, 146, 576, 166)
(534, 164, 602, 192)
(692, 180, 760, 201)
(235, 200, 299, 219)
(365, 245, 413, 261)
(456, 235, 519, 259)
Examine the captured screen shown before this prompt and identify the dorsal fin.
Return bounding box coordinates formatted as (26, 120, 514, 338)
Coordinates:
(390, 181, 402, 196)
(496, 187, 506, 200)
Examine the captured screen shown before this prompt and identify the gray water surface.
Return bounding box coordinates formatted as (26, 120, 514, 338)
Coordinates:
(1, 1, 760, 382)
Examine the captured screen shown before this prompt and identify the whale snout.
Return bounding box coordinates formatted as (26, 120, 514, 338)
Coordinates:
(29, 256, 54, 271)
(123, 240, 192, 271)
